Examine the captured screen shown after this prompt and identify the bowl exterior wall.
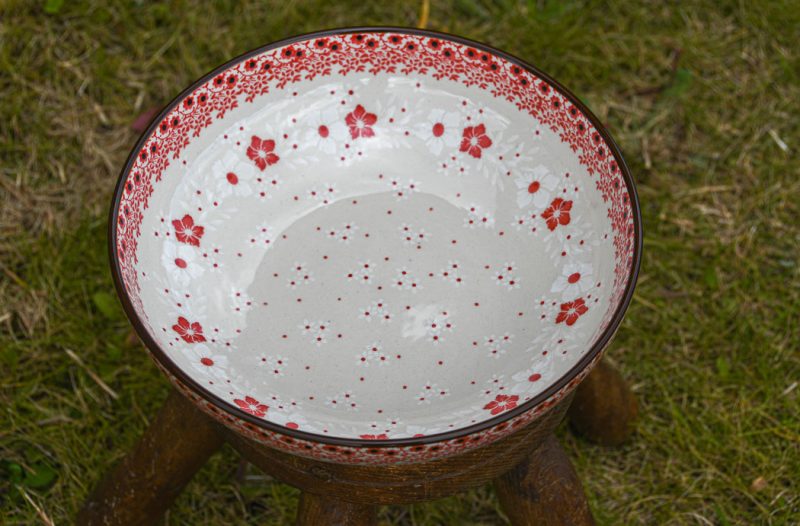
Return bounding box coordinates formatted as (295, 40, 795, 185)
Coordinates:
(158, 350, 600, 464)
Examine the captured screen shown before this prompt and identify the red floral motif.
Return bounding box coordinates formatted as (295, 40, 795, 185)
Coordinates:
(234, 396, 269, 417)
(556, 298, 589, 326)
(246, 135, 279, 170)
(483, 394, 519, 415)
(542, 197, 573, 231)
(345, 104, 377, 139)
(172, 316, 206, 343)
(172, 214, 204, 246)
(212, 72, 238, 89)
(459, 124, 492, 158)
(359, 433, 389, 440)
(244, 58, 259, 71)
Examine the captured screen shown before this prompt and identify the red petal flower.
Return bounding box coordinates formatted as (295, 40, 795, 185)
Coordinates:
(234, 396, 269, 417)
(556, 298, 589, 326)
(483, 394, 519, 415)
(459, 124, 492, 158)
(172, 316, 206, 343)
(541, 198, 573, 231)
(345, 104, 377, 139)
(246, 135, 280, 171)
(172, 214, 204, 246)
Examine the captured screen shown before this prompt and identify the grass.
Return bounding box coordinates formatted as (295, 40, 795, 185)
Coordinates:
(1, 0, 798, 524)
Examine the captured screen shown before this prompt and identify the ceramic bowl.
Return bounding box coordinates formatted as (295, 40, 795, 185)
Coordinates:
(110, 27, 641, 464)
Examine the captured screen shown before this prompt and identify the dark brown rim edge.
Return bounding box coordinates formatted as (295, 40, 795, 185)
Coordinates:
(109, 26, 643, 448)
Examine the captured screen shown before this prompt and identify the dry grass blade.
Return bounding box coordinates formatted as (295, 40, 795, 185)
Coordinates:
(18, 487, 55, 526)
(767, 129, 789, 152)
(63, 348, 119, 400)
(417, 0, 430, 29)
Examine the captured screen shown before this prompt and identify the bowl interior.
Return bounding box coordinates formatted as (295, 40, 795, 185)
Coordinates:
(113, 30, 638, 441)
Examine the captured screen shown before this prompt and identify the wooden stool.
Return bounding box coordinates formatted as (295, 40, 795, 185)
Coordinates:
(77, 359, 636, 525)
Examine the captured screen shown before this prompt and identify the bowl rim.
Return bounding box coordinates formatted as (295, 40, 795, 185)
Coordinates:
(109, 26, 643, 448)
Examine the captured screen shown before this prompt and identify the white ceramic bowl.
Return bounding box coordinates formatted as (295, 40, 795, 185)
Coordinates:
(111, 28, 641, 464)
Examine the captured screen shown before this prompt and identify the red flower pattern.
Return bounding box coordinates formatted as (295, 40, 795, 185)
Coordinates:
(542, 198, 573, 231)
(246, 135, 279, 170)
(172, 316, 206, 343)
(459, 124, 492, 158)
(345, 104, 377, 139)
(172, 214, 204, 246)
(483, 394, 519, 415)
(234, 396, 269, 417)
(359, 433, 389, 440)
(556, 298, 589, 326)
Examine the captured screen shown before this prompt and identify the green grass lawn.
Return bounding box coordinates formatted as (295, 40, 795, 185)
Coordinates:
(1, 1, 798, 524)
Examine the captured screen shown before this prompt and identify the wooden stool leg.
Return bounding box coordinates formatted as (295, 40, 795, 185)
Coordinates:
(77, 389, 224, 526)
(296, 492, 377, 526)
(567, 359, 638, 446)
(495, 435, 595, 526)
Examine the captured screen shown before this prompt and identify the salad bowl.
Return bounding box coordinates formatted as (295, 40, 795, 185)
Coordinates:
(110, 27, 641, 465)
